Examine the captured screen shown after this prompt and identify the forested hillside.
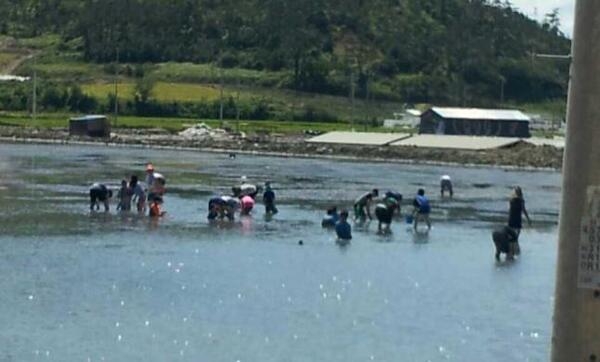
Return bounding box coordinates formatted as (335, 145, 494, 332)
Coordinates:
(1, 0, 570, 107)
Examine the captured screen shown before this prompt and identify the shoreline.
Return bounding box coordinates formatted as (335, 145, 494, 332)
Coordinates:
(0, 126, 563, 171)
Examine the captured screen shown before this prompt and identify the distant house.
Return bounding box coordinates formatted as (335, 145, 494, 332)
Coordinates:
(419, 107, 531, 138)
(383, 109, 422, 128)
(69, 115, 111, 138)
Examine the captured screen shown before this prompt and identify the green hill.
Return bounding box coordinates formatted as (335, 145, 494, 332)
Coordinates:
(0, 0, 570, 124)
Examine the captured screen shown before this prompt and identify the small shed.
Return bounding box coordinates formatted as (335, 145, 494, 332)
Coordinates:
(69, 115, 111, 138)
(383, 109, 422, 128)
(419, 107, 531, 138)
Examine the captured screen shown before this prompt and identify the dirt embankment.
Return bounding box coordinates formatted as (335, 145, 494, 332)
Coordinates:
(0, 126, 563, 170)
(0, 36, 36, 75)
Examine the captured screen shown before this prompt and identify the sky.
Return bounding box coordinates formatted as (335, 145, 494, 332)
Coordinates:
(508, 0, 575, 37)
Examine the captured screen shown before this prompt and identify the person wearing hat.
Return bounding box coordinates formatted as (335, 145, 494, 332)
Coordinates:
(145, 163, 167, 202)
(145, 163, 156, 201)
(145, 163, 155, 185)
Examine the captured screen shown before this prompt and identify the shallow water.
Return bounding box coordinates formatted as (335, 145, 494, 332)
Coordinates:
(0, 143, 560, 361)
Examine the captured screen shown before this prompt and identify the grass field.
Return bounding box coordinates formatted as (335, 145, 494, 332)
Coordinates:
(82, 82, 225, 102)
(80, 81, 403, 122)
(0, 112, 389, 134)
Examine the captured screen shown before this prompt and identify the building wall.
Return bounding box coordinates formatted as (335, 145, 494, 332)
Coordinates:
(69, 118, 111, 138)
(419, 112, 530, 138)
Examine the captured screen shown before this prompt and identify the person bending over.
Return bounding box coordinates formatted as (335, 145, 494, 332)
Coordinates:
(90, 183, 113, 212)
(492, 226, 519, 261)
(354, 189, 379, 222)
(375, 196, 399, 234)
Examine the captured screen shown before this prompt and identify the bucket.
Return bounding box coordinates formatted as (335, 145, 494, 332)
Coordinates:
(405, 215, 414, 224)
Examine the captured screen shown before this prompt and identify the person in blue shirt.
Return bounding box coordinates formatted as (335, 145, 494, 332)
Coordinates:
(335, 210, 352, 241)
(412, 188, 431, 232)
(321, 206, 339, 228)
(263, 181, 278, 214)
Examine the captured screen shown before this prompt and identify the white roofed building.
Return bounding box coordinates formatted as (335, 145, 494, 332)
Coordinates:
(419, 107, 531, 138)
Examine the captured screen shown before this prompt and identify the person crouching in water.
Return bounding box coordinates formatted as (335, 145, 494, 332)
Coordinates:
(354, 189, 379, 222)
(335, 210, 352, 241)
(412, 188, 431, 232)
(149, 196, 166, 217)
(440, 175, 453, 198)
(263, 182, 278, 214)
(375, 195, 399, 234)
(240, 195, 255, 215)
(208, 196, 226, 221)
(208, 196, 239, 221)
(90, 183, 113, 212)
(322, 206, 339, 228)
(492, 226, 519, 261)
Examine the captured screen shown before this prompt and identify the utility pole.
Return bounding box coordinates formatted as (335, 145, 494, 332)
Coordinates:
(350, 67, 355, 130)
(114, 48, 119, 127)
(551, 2, 600, 361)
(236, 77, 240, 133)
(219, 70, 224, 128)
(499, 76, 505, 104)
(32, 56, 37, 122)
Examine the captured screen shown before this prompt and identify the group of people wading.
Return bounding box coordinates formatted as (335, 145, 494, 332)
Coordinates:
(90, 167, 530, 260)
(89, 163, 166, 217)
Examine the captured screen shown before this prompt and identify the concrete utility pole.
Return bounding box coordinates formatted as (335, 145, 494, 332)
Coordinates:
(32, 56, 37, 121)
(114, 48, 119, 128)
(551, 2, 600, 361)
(350, 68, 355, 130)
(219, 70, 224, 127)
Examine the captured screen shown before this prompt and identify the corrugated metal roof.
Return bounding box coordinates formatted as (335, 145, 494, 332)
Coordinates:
(431, 107, 531, 122)
(390, 134, 522, 150)
(70, 115, 108, 121)
(306, 131, 410, 146)
(524, 137, 565, 148)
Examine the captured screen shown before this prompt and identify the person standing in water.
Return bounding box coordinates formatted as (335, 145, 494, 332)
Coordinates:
(508, 186, 531, 255)
(130, 175, 146, 213)
(263, 181, 278, 214)
(440, 175, 453, 198)
(116, 179, 132, 211)
(145, 163, 156, 199)
(335, 210, 352, 241)
(354, 189, 379, 222)
(412, 188, 431, 232)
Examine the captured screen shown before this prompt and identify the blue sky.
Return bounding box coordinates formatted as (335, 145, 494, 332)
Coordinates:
(509, 0, 575, 36)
